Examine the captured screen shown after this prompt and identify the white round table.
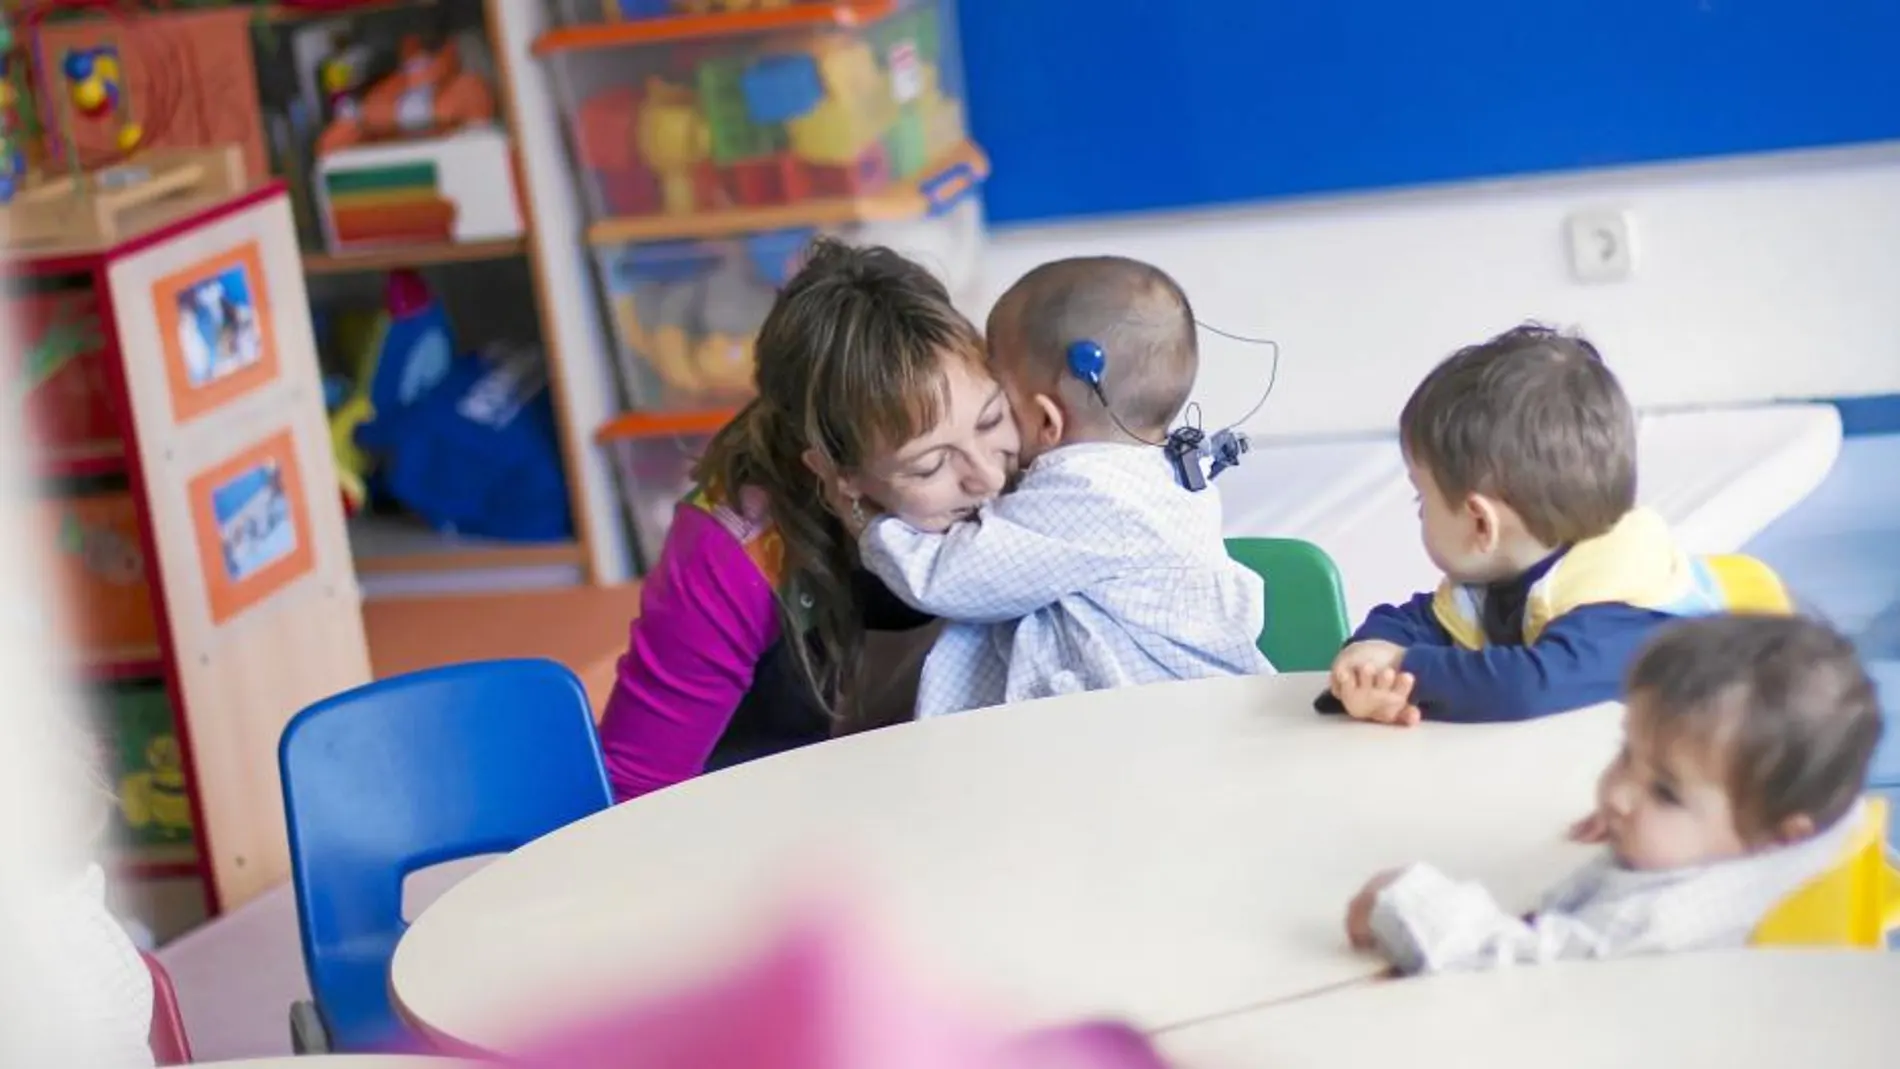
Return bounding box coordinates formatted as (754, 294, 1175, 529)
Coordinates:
(1156, 950, 1900, 1068)
(393, 673, 1622, 1052)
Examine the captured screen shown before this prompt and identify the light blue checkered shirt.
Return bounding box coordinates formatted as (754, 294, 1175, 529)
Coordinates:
(859, 442, 1273, 718)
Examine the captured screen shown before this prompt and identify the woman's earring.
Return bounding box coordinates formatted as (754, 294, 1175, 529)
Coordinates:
(849, 494, 866, 526)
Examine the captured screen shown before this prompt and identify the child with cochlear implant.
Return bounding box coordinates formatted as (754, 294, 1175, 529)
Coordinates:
(857, 256, 1270, 717)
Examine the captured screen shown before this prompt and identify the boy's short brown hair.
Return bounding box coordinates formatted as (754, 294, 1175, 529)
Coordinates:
(1628, 614, 1883, 837)
(987, 256, 1197, 437)
(1400, 323, 1635, 546)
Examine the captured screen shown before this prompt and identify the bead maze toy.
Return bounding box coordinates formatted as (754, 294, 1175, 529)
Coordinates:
(15, 3, 271, 178)
(60, 40, 142, 154)
(21, 1, 177, 170)
(0, 14, 27, 203)
(0, 2, 258, 250)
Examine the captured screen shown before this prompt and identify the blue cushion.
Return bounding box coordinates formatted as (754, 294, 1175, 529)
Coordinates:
(1865, 660, 1900, 790)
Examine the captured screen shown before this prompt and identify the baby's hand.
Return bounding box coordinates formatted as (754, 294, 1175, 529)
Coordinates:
(1330, 640, 1406, 691)
(1338, 665, 1421, 727)
(1567, 810, 1609, 844)
(1346, 868, 1405, 950)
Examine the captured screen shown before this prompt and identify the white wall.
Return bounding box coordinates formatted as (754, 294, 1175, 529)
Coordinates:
(975, 141, 1900, 439)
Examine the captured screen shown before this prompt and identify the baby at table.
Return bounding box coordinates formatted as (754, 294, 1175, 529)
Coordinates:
(1346, 613, 1885, 974)
(1319, 324, 1732, 726)
(855, 256, 1270, 717)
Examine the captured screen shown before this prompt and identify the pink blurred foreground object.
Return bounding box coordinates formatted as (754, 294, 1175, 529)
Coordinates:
(497, 906, 1171, 1069)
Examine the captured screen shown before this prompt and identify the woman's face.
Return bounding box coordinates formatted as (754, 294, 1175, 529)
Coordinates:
(846, 356, 1020, 532)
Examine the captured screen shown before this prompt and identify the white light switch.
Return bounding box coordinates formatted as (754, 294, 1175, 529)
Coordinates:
(1565, 208, 1635, 283)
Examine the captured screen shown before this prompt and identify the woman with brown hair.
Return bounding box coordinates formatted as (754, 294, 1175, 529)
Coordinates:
(597, 241, 1021, 801)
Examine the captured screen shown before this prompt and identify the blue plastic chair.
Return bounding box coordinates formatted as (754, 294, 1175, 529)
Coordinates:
(279, 659, 613, 1052)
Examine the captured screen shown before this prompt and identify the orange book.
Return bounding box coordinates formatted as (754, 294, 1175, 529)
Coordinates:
(331, 198, 457, 244)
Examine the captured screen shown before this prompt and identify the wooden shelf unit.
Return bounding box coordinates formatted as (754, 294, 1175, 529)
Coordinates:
(114, 842, 202, 881)
(348, 513, 588, 576)
(299, 237, 527, 276)
(531, 0, 896, 55)
(42, 442, 129, 479)
(260, 0, 438, 23)
(272, 0, 619, 584)
(5, 179, 373, 916)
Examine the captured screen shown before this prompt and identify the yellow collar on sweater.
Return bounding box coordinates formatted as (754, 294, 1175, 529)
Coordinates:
(1430, 507, 1711, 649)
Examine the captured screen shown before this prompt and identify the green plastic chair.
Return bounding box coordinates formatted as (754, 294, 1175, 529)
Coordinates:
(1225, 537, 1352, 672)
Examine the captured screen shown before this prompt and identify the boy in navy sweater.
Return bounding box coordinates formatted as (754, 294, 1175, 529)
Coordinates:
(1319, 324, 1728, 725)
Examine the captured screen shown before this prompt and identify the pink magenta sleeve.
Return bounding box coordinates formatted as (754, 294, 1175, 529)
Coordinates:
(597, 503, 782, 802)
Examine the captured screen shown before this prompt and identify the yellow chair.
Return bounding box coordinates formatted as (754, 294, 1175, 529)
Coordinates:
(1751, 796, 1900, 948)
(1704, 553, 1795, 614)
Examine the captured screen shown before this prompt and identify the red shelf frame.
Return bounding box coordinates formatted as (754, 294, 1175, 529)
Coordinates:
(113, 850, 202, 882)
(532, 0, 898, 55)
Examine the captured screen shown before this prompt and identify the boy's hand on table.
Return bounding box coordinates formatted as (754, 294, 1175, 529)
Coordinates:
(1338, 665, 1421, 726)
(1330, 640, 1405, 689)
(1346, 868, 1405, 950)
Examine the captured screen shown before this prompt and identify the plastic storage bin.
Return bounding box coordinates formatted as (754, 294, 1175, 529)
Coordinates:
(597, 408, 737, 570)
(542, 1, 972, 232)
(559, 1, 843, 24)
(594, 187, 985, 411)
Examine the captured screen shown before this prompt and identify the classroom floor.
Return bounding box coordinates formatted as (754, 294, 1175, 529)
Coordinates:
(362, 582, 640, 712)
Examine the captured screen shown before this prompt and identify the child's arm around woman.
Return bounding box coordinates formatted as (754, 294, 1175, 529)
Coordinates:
(857, 462, 1138, 624)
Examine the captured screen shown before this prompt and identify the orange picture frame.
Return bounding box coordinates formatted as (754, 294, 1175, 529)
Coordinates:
(153, 241, 282, 424)
(187, 429, 315, 625)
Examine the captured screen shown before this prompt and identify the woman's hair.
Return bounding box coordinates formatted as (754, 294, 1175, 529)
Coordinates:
(693, 240, 985, 731)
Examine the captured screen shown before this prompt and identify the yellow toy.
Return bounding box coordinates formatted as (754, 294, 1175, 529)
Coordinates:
(625, 311, 754, 398)
(645, 278, 705, 392)
(118, 735, 193, 839)
(329, 391, 374, 514)
(61, 45, 143, 157)
(605, 245, 771, 402)
(1752, 796, 1900, 948)
(784, 36, 897, 166)
(692, 332, 756, 395)
(634, 77, 712, 215)
(323, 307, 385, 516)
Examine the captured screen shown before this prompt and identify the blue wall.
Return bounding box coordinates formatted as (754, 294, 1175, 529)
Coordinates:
(958, 0, 1900, 225)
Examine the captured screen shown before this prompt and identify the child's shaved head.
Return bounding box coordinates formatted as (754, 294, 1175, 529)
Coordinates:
(987, 257, 1198, 440)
